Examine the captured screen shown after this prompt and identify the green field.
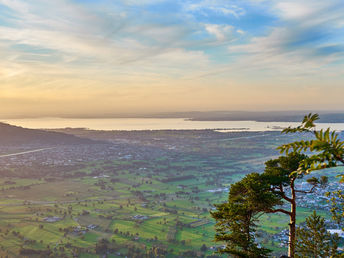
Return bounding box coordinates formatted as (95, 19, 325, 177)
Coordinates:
(0, 130, 340, 257)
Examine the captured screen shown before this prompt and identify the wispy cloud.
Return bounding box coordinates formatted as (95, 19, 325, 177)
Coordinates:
(223, 0, 344, 75)
(0, 0, 343, 116)
(183, 0, 245, 18)
(0, 0, 211, 76)
(205, 24, 234, 41)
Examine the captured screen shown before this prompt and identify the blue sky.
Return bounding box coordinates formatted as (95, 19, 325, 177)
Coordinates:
(0, 0, 344, 117)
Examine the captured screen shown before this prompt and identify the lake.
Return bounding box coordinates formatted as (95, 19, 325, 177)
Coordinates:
(2, 117, 344, 132)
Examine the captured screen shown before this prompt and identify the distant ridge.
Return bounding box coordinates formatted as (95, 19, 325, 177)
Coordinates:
(182, 111, 344, 123)
(0, 122, 99, 145)
(10, 111, 344, 123)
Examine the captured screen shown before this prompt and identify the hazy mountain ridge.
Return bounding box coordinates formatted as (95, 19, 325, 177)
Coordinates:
(184, 111, 344, 122)
(0, 122, 99, 145)
(6, 111, 344, 123)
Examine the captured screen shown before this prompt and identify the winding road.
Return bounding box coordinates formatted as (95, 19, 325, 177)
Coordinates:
(0, 148, 53, 158)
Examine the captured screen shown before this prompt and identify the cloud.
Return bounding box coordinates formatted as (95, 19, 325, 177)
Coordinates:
(225, 0, 344, 73)
(275, 2, 315, 19)
(119, 0, 166, 5)
(0, 0, 211, 74)
(204, 24, 234, 41)
(183, 0, 245, 18)
(272, 0, 344, 26)
(0, 0, 344, 115)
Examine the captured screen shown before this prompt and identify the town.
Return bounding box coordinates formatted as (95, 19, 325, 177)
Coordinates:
(0, 128, 343, 257)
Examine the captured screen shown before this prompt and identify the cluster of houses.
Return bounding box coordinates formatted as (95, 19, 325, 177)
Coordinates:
(132, 215, 149, 221)
(43, 216, 62, 222)
(269, 180, 344, 246)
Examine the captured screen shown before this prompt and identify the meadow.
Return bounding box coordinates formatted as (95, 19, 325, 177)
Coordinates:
(0, 129, 340, 257)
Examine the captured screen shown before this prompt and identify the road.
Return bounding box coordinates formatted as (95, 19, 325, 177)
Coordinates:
(0, 196, 121, 207)
(0, 148, 53, 158)
(210, 133, 274, 142)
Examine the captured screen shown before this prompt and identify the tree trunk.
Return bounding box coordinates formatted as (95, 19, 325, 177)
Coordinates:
(288, 179, 296, 258)
(244, 214, 252, 253)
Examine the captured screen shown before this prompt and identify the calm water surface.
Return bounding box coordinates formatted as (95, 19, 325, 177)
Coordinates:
(2, 118, 344, 131)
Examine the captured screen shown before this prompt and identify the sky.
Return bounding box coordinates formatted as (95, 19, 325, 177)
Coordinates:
(0, 0, 344, 117)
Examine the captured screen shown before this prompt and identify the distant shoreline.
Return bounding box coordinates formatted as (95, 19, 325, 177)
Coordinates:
(2, 117, 344, 132)
(3, 111, 344, 123)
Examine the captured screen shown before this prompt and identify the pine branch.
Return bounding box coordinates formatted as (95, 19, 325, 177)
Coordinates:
(266, 208, 291, 216)
(295, 185, 317, 194)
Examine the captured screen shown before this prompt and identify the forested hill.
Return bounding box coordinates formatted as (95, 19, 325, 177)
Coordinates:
(0, 122, 99, 145)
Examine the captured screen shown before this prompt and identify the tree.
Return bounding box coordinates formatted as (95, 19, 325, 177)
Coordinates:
(262, 154, 328, 257)
(295, 211, 339, 257)
(277, 113, 344, 174)
(212, 154, 326, 257)
(211, 173, 278, 257)
(278, 113, 344, 254)
(200, 243, 207, 252)
(327, 190, 344, 227)
(95, 238, 110, 254)
(212, 114, 336, 258)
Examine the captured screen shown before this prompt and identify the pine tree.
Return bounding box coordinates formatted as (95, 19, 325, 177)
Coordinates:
(212, 113, 338, 257)
(295, 211, 339, 257)
(200, 244, 207, 252)
(211, 173, 278, 257)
